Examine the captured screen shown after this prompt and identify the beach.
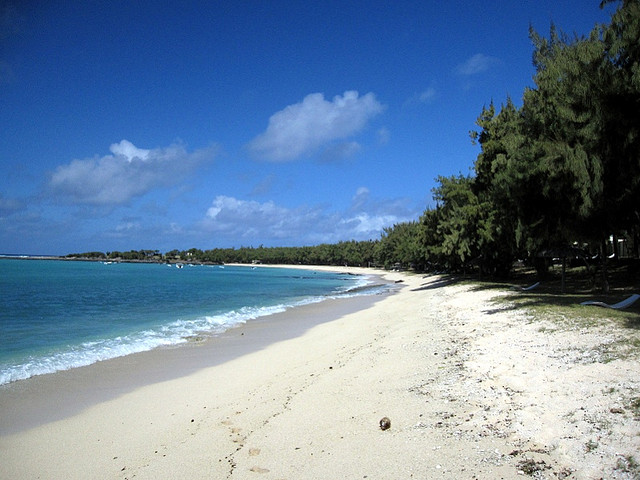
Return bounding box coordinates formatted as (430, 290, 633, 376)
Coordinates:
(1, 266, 639, 479)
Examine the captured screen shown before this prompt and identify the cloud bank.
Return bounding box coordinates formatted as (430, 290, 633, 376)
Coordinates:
(49, 140, 216, 206)
(200, 187, 417, 245)
(248, 91, 384, 161)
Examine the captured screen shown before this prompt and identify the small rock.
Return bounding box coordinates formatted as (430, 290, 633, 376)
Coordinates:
(379, 417, 391, 431)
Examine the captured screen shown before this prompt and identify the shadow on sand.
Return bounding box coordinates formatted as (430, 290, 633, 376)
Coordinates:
(411, 275, 460, 291)
(412, 272, 640, 327)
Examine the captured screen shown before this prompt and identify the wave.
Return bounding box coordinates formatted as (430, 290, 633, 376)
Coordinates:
(333, 282, 395, 298)
(0, 275, 390, 385)
(0, 303, 288, 385)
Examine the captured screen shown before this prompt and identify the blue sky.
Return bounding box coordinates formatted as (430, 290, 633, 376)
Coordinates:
(0, 1, 615, 255)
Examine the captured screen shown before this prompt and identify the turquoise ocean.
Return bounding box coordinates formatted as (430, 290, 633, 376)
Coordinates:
(0, 259, 386, 386)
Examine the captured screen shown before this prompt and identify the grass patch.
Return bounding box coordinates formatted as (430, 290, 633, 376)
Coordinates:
(517, 458, 551, 475)
(628, 397, 640, 417)
(437, 264, 640, 363)
(494, 291, 639, 330)
(585, 439, 599, 452)
(615, 455, 640, 477)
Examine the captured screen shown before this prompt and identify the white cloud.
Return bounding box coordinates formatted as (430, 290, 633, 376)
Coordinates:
(339, 212, 399, 235)
(200, 188, 418, 244)
(204, 196, 299, 239)
(248, 91, 384, 161)
(350, 186, 371, 211)
(456, 53, 500, 75)
(109, 139, 150, 162)
(115, 221, 141, 232)
(49, 140, 217, 206)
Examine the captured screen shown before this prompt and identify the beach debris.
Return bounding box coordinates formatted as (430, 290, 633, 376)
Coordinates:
(379, 417, 391, 430)
(516, 458, 551, 475)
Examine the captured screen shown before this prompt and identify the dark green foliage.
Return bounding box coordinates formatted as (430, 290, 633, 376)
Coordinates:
(106, 250, 161, 260)
(66, 251, 106, 259)
(374, 222, 424, 269)
(67, 242, 378, 267)
(198, 241, 378, 267)
(432, 175, 481, 270)
(410, 0, 640, 279)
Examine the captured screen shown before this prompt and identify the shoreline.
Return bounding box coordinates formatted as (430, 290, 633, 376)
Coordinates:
(0, 262, 386, 389)
(0, 265, 393, 435)
(1, 269, 639, 479)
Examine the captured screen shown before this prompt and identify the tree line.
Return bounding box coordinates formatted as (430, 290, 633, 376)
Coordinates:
(66, 242, 381, 267)
(69, 2, 639, 281)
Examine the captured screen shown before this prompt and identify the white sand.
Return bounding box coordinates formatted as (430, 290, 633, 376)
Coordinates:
(1, 267, 639, 479)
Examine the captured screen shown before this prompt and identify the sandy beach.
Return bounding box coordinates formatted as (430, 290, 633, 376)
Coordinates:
(1, 266, 639, 479)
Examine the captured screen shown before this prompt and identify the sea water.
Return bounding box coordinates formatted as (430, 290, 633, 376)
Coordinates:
(0, 259, 386, 385)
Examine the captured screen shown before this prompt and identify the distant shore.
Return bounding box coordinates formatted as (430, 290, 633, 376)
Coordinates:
(0, 254, 369, 269)
(1, 266, 638, 479)
(0, 254, 220, 264)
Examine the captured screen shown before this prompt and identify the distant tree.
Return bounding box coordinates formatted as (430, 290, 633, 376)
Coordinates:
(375, 222, 423, 269)
(430, 175, 484, 272)
(66, 251, 106, 259)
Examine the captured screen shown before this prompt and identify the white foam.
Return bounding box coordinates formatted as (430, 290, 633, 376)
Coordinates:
(0, 301, 313, 385)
